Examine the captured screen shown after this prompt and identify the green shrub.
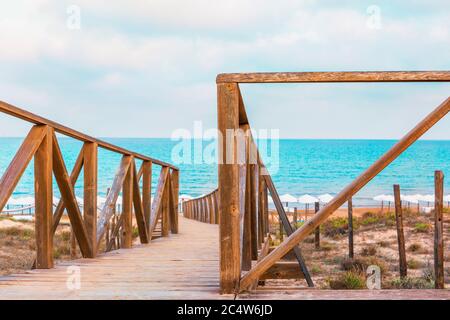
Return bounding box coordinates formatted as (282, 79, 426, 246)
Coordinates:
(390, 277, 434, 289)
(329, 271, 366, 290)
(407, 259, 422, 269)
(414, 222, 431, 233)
(322, 217, 348, 237)
(360, 245, 377, 257)
(340, 257, 366, 273)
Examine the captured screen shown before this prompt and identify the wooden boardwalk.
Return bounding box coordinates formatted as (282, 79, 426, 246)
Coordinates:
(0, 216, 229, 300)
(1, 216, 449, 300)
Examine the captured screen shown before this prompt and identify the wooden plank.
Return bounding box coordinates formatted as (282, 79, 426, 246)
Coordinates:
(0, 125, 47, 212)
(122, 157, 133, 249)
(149, 166, 170, 235)
(83, 142, 98, 255)
(132, 160, 149, 243)
(314, 202, 320, 249)
(348, 198, 354, 259)
(250, 164, 258, 260)
(239, 96, 450, 292)
(51, 146, 84, 235)
(394, 184, 407, 278)
(216, 71, 450, 84)
(96, 155, 133, 243)
(0, 101, 178, 169)
(34, 126, 53, 269)
(161, 175, 170, 237)
(217, 82, 241, 294)
(434, 171, 444, 289)
(142, 161, 152, 234)
(260, 261, 304, 280)
(52, 133, 93, 258)
(262, 173, 314, 287)
(249, 234, 271, 290)
(170, 169, 179, 233)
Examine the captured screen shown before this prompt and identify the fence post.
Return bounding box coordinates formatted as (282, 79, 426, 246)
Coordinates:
(434, 171, 444, 289)
(348, 198, 354, 259)
(394, 184, 407, 278)
(314, 202, 320, 249)
(217, 82, 241, 294)
(170, 169, 179, 233)
(143, 161, 152, 234)
(83, 142, 98, 257)
(34, 126, 53, 269)
(122, 157, 133, 248)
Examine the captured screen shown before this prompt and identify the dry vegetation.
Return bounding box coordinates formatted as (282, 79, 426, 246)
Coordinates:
(0, 216, 140, 276)
(267, 207, 450, 290)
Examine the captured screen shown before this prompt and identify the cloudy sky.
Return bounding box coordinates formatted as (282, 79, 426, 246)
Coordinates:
(0, 0, 449, 139)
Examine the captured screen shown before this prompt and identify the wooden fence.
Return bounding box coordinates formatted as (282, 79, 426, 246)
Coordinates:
(215, 71, 450, 294)
(0, 100, 179, 269)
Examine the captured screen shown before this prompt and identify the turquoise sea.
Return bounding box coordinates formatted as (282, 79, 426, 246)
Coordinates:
(0, 138, 449, 206)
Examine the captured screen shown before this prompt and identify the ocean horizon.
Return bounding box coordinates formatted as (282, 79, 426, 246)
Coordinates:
(1, 137, 449, 207)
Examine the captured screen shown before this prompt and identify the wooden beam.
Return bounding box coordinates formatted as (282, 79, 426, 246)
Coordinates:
(263, 173, 314, 287)
(348, 198, 354, 259)
(96, 155, 133, 244)
(149, 166, 170, 235)
(217, 82, 241, 294)
(249, 234, 271, 290)
(170, 169, 179, 233)
(122, 156, 134, 248)
(0, 125, 47, 212)
(51, 146, 84, 234)
(434, 171, 444, 289)
(217, 71, 450, 84)
(34, 126, 53, 269)
(0, 101, 178, 169)
(314, 202, 320, 249)
(394, 184, 407, 278)
(239, 96, 450, 292)
(250, 164, 259, 260)
(142, 161, 152, 234)
(52, 133, 93, 258)
(83, 141, 98, 255)
(132, 160, 149, 243)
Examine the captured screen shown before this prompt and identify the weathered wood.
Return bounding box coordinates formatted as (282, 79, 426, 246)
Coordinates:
(170, 169, 179, 233)
(242, 156, 252, 271)
(149, 166, 170, 235)
(217, 71, 450, 84)
(122, 157, 134, 248)
(34, 126, 53, 269)
(250, 164, 258, 259)
(250, 234, 271, 290)
(52, 133, 93, 258)
(142, 161, 152, 234)
(239, 96, 450, 292)
(96, 155, 133, 244)
(0, 101, 178, 169)
(262, 173, 314, 287)
(83, 142, 98, 255)
(51, 146, 84, 235)
(394, 184, 407, 278)
(314, 202, 320, 249)
(217, 82, 241, 294)
(260, 261, 305, 280)
(434, 171, 444, 289)
(348, 198, 354, 259)
(161, 175, 171, 237)
(0, 125, 47, 212)
(132, 161, 149, 243)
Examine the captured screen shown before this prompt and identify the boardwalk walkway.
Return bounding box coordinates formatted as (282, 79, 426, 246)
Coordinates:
(1, 216, 449, 299)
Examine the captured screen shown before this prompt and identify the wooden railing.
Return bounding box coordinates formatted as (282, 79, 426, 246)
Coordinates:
(0, 100, 179, 269)
(182, 189, 220, 224)
(216, 71, 450, 294)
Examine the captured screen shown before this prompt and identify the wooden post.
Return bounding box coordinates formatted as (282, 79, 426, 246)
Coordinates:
(394, 184, 407, 278)
(161, 173, 170, 237)
(348, 198, 354, 259)
(70, 226, 77, 259)
(250, 164, 258, 260)
(170, 170, 179, 233)
(434, 171, 444, 289)
(83, 142, 98, 257)
(314, 202, 320, 250)
(217, 82, 241, 294)
(34, 126, 53, 269)
(293, 207, 298, 229)
(142, 161, 152, 234)
(122, 158, 133, 248)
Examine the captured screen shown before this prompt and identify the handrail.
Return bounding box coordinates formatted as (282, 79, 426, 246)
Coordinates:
(216, 70, 450, 83)
(0, 100, 178, 170)
(182, 189, 219, 224)
(0, 101, 179, 269)
(215, 70, 450, 294)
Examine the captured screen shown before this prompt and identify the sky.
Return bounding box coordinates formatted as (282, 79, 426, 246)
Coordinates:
(0, 0, 449, 139)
